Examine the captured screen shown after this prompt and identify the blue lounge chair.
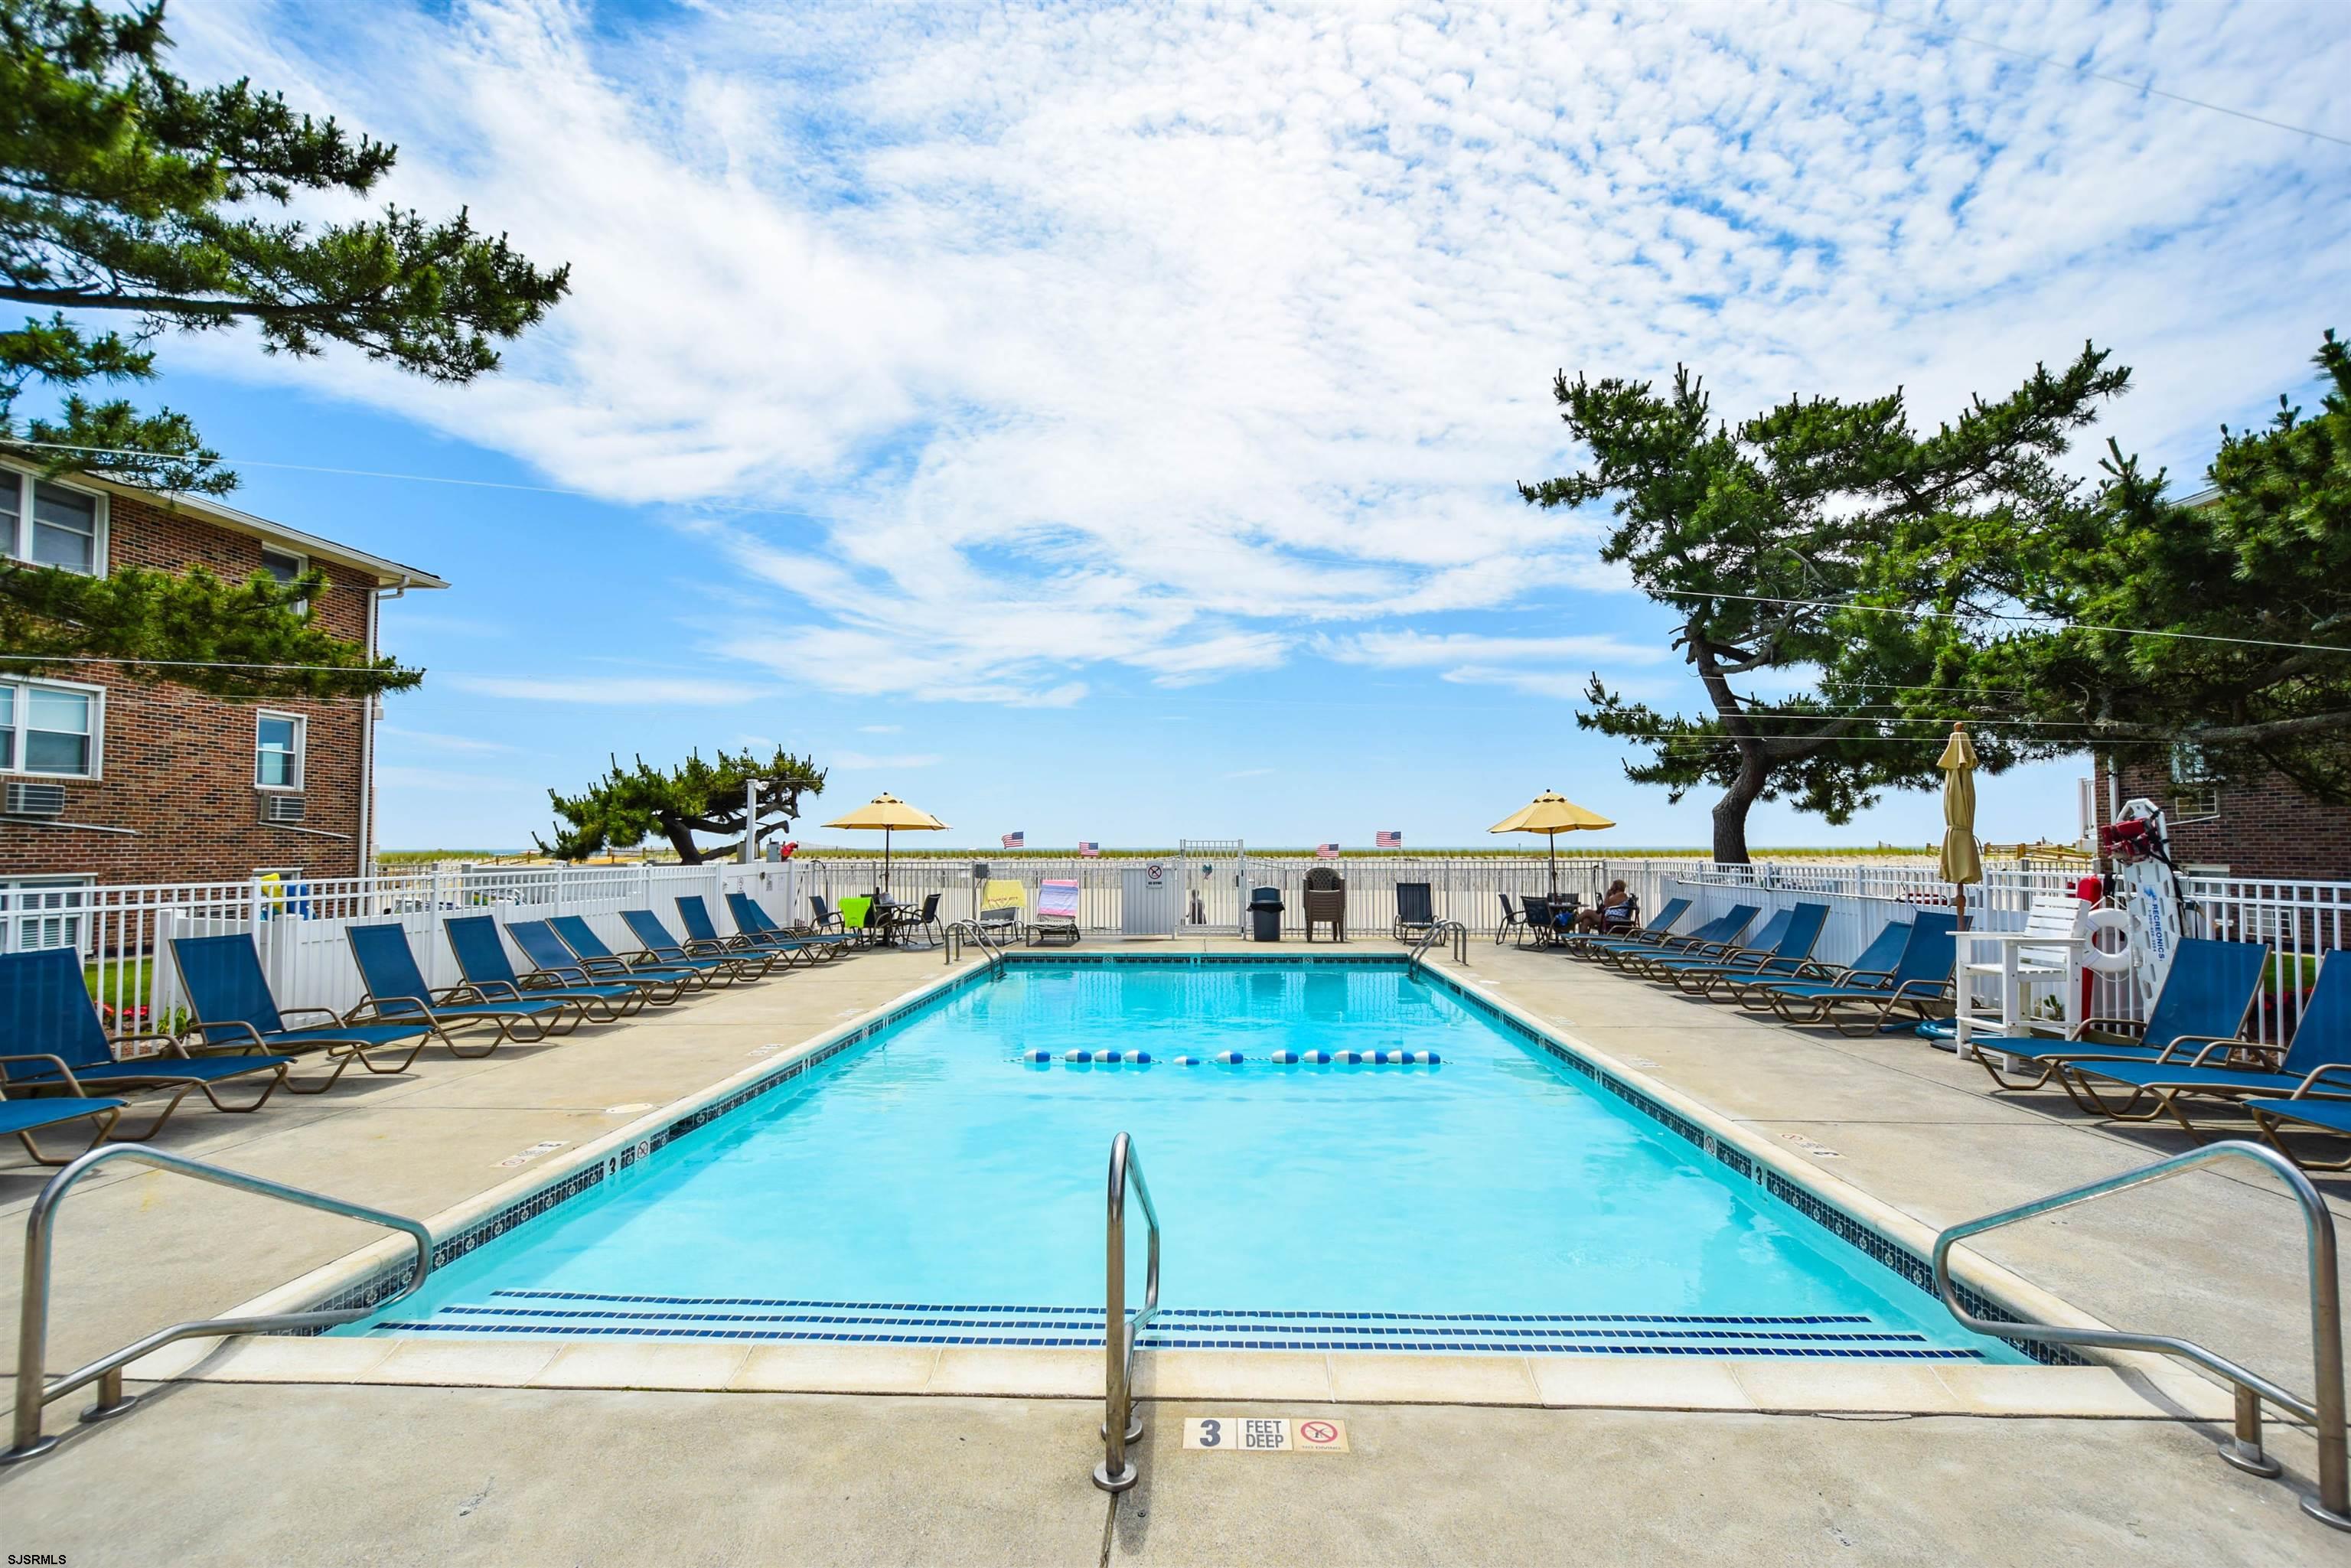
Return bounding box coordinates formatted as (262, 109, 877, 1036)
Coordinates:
(172, 933, 435, 1089)
(1, 1090, 128, 1166)
(508, 919, 691, 1006)
(548, 915, 719, 993)
(1604, 905, 1759, 973)
(621, 908, 768, 983)
(1972, 937, 2270, 1093)
(0, 947, 289, 1130)
(1655, 903, 1830, 998)
(2053, 950, 2351, 1136)
(729, 892, 849, 959)
(445, 915, 646, 1021)
(1621, 905, 1792, 981)
(1744, 913, 1958, 1035)
(346, 923, 572, 1050)
(1726, 918, 1912, 1009)
(2246, 1095, 2351, 1172)
(677, 895, 827, 967)
(1560, 897, 1694, 960)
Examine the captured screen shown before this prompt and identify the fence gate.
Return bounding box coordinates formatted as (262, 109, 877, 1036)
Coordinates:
(1178, 839, 1245, 936)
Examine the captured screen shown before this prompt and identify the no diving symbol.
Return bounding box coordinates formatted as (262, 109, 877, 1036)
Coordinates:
(1299, 1421, 1337, 1444)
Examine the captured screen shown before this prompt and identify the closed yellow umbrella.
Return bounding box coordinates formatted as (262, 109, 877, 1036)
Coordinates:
(1489, 789, 1616, 898)
(822, 791, 949, 894)
(1938, 723, 1982, 930)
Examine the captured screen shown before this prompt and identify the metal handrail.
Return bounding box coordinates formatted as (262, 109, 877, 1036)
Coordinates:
(4, 1144, 434, 1464)
(942, 918, 1009, 973)
(1407, 919, 1469, 973)
(1094, 1131, 1162, 1493)
(1932, 1139, 2347, 1531)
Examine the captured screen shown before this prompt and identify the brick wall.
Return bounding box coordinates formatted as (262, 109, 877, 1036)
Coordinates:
(2, 490, 377, 885)
(2105, 755, 2351, 881)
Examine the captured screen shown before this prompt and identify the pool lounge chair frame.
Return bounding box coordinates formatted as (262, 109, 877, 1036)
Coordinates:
(547, 915, 725, 994)
(0, 1091, 129, 1167)
(445, 915, 647, 1022)
(344, 923, 576, 1049)
(1619, 905, 1789, 984)
(1723, 919, 1913, 1009)
(1606, 906, 1759, 976)
(1658, 903, 1830, 999)
(719, 893, 846, 963)
(1556, 897, 1691, 959)
(170, 934, 435, 1091)
(621, 908, 773, 982)
(2045, 950, 2351, 1137)
(507, 920, 693, 1006)
(0, 947, 289, 1134)
(1971, 938, 2271, 1094)
(1748, 914, 1958, 1035)
(1030, 883, 1081, 948)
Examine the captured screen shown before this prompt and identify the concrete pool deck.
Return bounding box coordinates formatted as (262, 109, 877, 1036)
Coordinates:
(5, 935, 2348, 1563)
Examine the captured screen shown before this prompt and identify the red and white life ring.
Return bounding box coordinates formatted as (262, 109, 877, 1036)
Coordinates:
(2082, 906, 2134, 974)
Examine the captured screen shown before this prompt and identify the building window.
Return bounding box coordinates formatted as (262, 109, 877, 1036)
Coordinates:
(2167, 742, 2223, 823)
(0, 877, 93, 954)
(0, 467, 106, 575)
(0, 680, 101, 777)
(260, 544, 311, 611)
(256, 711, 305, 790)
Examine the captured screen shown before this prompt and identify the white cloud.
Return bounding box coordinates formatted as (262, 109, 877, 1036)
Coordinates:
(1322, 631, 1668, 670)
(169, 0, 2351, 709)
(856, 724, 903, 735)
(445, 674, 771, 705)
(377, 725, 520, 755)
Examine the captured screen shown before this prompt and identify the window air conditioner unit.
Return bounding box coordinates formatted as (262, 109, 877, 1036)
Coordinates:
(262, 794, 308, 825)
(5, 781, 67, 817)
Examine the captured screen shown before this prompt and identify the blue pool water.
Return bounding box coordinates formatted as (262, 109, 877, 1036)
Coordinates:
(359, 961, 2014, 1358)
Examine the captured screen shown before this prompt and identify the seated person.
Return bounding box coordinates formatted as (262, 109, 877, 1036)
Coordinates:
(1575, 880, 1635, 934)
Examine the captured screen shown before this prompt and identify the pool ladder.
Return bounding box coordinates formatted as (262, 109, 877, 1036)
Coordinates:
(1407, 919, 1470, 974)
(942, 918, 1010, 974)
(3, 1144, 435, 1464)
(1935, 1139, 2347, 1531)
(1094, 1131, 1162, 1491)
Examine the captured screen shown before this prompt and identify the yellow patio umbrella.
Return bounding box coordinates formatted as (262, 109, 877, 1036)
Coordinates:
(1938, 723, 1983, 931)
(821, 791, 949, 894)
(1489, 789, 1616, 898)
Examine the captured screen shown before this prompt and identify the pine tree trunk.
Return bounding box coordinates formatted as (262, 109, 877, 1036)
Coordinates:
(1710, 754, 1768, 865)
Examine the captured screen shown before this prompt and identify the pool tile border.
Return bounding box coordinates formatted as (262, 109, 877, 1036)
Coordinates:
(240, 949, 2092, 1378)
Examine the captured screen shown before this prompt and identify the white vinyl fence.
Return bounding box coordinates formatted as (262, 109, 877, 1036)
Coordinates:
(11, 861, 801, 1031)
(15, 852, 2348, 1051)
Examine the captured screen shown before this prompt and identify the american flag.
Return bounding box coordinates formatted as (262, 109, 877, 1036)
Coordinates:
(1078, 841, 1101, 857)
(1001, 830, 1024, 849)
(1315, 843, 1339, 859)
(1375, 830, 1403, 849)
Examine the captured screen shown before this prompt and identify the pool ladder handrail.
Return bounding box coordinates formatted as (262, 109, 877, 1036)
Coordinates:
(1094, 1130, 1162, 1492)
(1932, 1138, 2348, 1531)
(942, 918, 1010, 974)
(1407, 919, 1470, 974)
(3, 1143, 434, 1465)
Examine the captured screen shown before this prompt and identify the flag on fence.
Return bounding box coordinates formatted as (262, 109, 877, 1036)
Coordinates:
(1078, 841, 1101, 857)
(1001, 830, 1025, 849)
(1375, 830, 1403, 849)
(1316, 843, 1340, 859)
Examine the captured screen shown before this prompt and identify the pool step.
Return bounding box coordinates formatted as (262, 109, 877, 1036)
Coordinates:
(369, 1291, 1981, 1358)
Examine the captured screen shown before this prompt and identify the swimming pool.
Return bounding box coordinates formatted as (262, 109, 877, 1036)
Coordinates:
(351, 957, 2021, 1361)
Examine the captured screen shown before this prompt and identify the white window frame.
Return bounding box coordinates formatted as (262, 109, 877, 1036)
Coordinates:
(255, 709, 306, 792)
(0, 676, 105, 781)
(260, 543, 310, 611)
(0, 875, 94, 954)
(0, 462, 109, 577)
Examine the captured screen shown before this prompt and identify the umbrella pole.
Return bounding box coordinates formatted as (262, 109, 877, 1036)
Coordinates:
(883, 827, 892, 896)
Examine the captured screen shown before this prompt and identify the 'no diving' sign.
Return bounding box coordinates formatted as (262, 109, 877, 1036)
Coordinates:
(1182, 1416, 1349, 1453)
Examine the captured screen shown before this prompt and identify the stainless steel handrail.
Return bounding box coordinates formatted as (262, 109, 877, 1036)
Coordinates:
(1408, 919, 1469, 973)
(4, 1144, 435, 1464)
(1094, 1130, 1162, 1492)
(1932, 1139, 2347, 1531)
(942, 918, 1009, 973)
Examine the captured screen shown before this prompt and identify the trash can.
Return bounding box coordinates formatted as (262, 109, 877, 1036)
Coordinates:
(1248, 886, 1284, 942)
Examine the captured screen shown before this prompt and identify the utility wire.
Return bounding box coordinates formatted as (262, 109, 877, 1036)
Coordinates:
(1661, 588, 2351, 656)
(1805, 0, 2351, 150)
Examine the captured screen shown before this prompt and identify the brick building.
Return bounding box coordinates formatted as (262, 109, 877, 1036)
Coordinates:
(2, 461, 443, 920)
(2095, 750, 2351, 882)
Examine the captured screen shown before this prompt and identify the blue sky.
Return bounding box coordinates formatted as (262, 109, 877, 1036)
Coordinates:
(144, 1, 2350, 852)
